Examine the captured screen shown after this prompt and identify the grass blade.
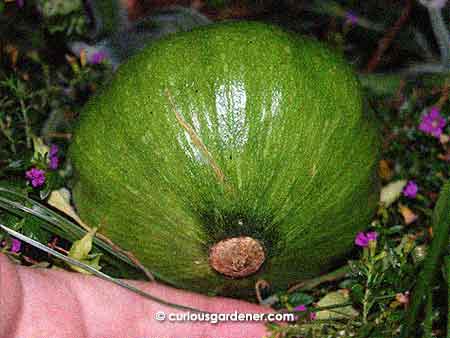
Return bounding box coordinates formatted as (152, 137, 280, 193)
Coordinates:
(401, 180, 450, 337)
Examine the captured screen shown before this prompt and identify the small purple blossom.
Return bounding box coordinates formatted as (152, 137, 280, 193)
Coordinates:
(345, 11, 359, 24)
(89, 51, 107, 65)
(49, 156, 59, 170)
(16, 0, 24, 8)
(366, 231, 378, 241)
(355, 231, 378, 247)
(293, 304, 307, 312)
(50, 144, 58, 156)
(11, 239, 21, 253)
(403, 181, 418, 199)
(25, 168, 46, 188)
(355, 232, 369, 247)
(419, 106, 446, 138)
(310, 312, 316, 320)
(48, 144, 59, 170)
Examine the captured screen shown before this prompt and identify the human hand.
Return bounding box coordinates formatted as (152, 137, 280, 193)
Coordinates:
(0, 253, 272, 338)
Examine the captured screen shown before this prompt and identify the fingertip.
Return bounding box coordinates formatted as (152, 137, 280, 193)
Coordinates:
(0, 253, 24, 337)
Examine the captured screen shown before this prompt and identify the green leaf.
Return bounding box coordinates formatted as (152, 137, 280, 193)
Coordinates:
(40, 0, 83, 17)
(5, 160, 28, 171)
(288, 292, 314, 307)
(423, 289, 433, 338)
(446, 256, 450, 338)
(68, 226, 97, 260)
(315, 291, 359, 320)
(385, 225, 404, 234)
(75, 254, 102, 274)
(401, 180, 450, 338)
(351, 283, 365, 303)
(21, 215, 52, 243)
(68, 227, 102, 274)
(32, 136, 50, 161)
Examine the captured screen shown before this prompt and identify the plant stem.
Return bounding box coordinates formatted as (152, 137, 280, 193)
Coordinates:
(423, 288, 433, 338)
(287, 265, 351, 293)
(19, 99, 31, 149)
(364, 0, 412, 73)
(362, 286, 371, 324)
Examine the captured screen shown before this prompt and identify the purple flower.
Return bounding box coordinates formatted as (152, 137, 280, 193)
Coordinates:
(419, 107, 446, 138)
(294, 304, 307, 312)
(355, 232, 369, 247)
(25, 168, 46, 188)
(89, 51, 107, 65)
(48, 144, 59, 170)
(10, 239, 21, 253)
(310, 312, 316, 320)
(403, 181, 418, 199)
(50, 144, 58, 156)
(345, 11, 358, 25)
(16, 0, 24, 8)
(366, 231, 378, 241)
(355, 231, 378, 247)
(49, 156, 59, 170)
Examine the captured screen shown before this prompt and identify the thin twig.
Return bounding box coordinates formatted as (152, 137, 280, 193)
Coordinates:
(287, 281, 305, 294)
(94, 231, 155, 281)
(364, 0, 412, 73)
(288, 266, 350, 293)
(19, 99, 32, 149)
(255, 279, 271, 305)
(391, 79, 406, 109)
(435, 80, 449, 109)
(46, 132, 73, 140)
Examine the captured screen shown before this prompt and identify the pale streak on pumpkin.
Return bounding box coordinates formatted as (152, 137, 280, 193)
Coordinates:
(165, 88, 226, 185)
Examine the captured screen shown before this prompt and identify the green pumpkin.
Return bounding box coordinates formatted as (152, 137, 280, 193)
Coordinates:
(70, 21, 380, 298)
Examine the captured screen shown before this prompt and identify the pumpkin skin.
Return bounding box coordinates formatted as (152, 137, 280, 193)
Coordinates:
(70, 21, 380, 298)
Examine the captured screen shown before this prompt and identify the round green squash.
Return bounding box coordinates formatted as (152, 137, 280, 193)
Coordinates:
(70, 21, 380, 298)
